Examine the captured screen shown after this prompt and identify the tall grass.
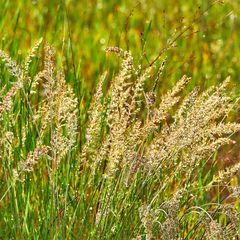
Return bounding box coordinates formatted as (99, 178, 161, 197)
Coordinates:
(0, 38, 239, 239)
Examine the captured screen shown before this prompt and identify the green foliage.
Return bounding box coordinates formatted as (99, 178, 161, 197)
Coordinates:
(0, 0, 240, 239)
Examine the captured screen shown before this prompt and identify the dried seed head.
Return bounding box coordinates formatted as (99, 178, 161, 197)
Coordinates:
(17, 145, 49, 173)
(44, 43, 55, 76)
(139, 205, 154, 240)
(24, 38, 43, 74)
(205, 220, 225, 240)
(0, 50, 22, 78)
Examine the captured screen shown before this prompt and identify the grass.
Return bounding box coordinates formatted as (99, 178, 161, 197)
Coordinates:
(0, 0, 240, 239)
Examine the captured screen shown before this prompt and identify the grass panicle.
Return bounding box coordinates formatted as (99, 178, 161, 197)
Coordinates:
(0, 42, 240, 239)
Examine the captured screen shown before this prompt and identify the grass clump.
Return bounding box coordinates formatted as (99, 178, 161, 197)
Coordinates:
(0, 40, 240, 239)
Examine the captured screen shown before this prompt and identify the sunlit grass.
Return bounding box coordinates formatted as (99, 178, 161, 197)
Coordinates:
(0, 0, 240, 239)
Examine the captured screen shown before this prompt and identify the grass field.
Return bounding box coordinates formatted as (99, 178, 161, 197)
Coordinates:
(0, 0, 240, 239)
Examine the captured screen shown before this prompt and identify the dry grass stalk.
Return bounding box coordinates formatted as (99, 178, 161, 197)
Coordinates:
(1, 42, 240, 238)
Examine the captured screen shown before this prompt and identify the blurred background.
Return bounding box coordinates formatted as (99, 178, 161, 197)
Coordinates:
(0, 0, 239, 91)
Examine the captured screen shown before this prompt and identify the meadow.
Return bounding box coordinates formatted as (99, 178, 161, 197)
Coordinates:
(0, 0, 240, 239)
